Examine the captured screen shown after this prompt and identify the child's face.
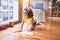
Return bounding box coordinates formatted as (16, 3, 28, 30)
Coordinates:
(23, 10, 28, 16)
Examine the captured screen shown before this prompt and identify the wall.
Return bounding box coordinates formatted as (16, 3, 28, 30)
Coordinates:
(19, 0, 22, 22)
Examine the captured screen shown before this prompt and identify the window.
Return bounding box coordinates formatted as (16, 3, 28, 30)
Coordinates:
(0, 0, 18, 25)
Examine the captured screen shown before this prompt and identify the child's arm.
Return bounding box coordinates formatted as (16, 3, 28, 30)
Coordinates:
(30, 18, 36, 30)
(14, 20, 24, 33)
(20, 19, 24, 31)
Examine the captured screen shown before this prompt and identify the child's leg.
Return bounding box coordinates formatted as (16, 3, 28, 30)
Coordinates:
(31, 22, 36, 30)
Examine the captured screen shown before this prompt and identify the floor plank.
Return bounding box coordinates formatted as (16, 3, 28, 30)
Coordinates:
(0, 17, 60, 40)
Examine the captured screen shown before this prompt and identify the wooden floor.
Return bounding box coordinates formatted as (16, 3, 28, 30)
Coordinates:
(0, 17, 60, 40)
